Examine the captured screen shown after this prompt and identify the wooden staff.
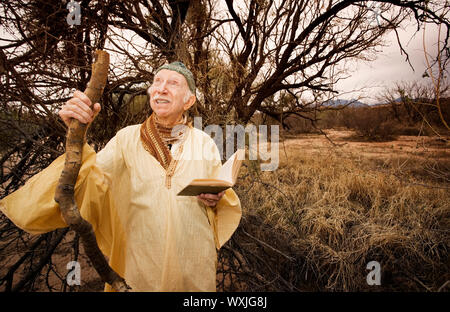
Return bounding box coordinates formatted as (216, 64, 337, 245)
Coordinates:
(54, 50, 130, 292)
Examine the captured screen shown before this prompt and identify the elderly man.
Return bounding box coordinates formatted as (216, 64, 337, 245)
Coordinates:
(0, 62, 242, 292)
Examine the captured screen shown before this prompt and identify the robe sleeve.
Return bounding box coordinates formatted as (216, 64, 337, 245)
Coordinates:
(204, 138, 242, 249)
(0, 142, 118, 256)
(208, 188, 241, 249)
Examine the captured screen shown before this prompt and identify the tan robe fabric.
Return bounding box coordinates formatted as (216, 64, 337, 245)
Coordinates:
(0, 125, 242, 292)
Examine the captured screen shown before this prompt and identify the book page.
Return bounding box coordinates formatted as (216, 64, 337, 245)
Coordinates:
(217, 151, 236, 183)
(189, 179, 231, 186)
(177, 149, 244, 196)
(232, 149, 245, 183)
(217, 149, 244, 184)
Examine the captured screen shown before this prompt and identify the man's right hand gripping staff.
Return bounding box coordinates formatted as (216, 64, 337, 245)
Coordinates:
(59, 90, 101, 127)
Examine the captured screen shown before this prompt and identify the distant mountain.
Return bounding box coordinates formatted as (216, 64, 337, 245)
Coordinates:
(324, 99, 370, 107)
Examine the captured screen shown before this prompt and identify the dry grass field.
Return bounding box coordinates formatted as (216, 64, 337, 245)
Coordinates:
(225, 129, 450, 292)
(1, 129, 448, 292)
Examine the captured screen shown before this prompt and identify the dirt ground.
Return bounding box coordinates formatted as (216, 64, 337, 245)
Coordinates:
(281, 129, 450, 160)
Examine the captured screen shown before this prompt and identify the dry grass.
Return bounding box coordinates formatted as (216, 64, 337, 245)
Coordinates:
(218, 131, 450, 292)
(2, 131, 448, 292)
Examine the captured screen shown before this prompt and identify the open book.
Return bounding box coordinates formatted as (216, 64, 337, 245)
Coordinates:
(177, 149, 245, 196)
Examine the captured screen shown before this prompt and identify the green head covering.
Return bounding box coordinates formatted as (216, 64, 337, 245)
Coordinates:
(154, 61, 196, 94)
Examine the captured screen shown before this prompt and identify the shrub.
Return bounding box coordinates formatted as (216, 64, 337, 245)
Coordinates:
(345, 106, 398, 141)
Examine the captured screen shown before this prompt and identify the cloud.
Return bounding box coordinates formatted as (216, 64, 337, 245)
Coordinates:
(335, 22, 445, 103)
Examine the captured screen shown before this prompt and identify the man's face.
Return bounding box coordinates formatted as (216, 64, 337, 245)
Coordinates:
(148, 69, 194, 122)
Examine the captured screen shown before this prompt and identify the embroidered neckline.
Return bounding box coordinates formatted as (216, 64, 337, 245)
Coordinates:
(140, 113, 190, 189)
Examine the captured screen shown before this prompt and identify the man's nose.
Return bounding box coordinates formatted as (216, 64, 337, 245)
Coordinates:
(155, 80, 168, 93)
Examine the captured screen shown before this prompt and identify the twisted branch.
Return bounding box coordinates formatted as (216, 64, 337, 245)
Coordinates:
(54, 50, 130, 292)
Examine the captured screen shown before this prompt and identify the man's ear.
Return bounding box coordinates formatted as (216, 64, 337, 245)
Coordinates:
(184, 94, 196, 111)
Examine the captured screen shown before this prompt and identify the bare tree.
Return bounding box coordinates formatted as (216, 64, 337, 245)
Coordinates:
(380, 80, 450, 135)
(179, 0, 449, 124)
(0, 0, 191, 291)
(0, 0, 449, 291)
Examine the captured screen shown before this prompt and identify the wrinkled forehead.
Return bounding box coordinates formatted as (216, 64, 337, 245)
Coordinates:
(152, 69, 188, 86)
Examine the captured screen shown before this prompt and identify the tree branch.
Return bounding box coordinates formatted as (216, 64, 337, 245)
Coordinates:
(54, 50, 130, 292)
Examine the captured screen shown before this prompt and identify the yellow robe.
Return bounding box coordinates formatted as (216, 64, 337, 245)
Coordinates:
(0, 125, 242, 291)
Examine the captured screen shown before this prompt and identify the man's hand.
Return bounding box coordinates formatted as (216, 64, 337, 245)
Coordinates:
(197, 191, 225, 207)
(59, 90, 101, 128)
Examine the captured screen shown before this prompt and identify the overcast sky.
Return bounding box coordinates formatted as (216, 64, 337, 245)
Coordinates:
(1, 6, 446, 106)
(334, 21, 447, 104)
